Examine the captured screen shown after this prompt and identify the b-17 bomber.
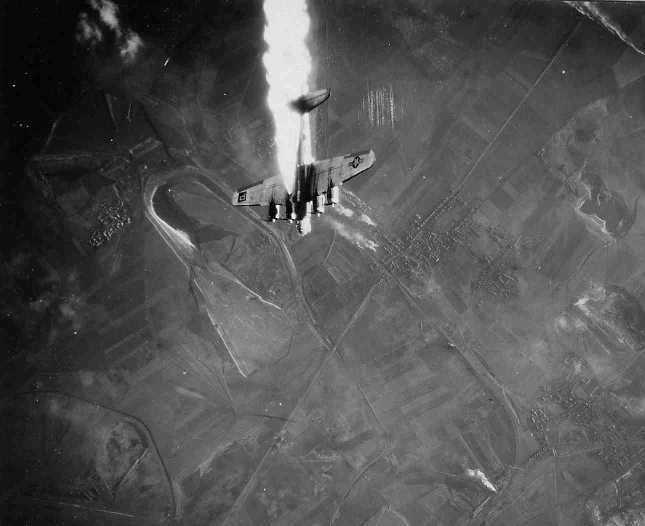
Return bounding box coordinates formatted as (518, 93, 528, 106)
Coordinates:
(232, 89, 375, 235)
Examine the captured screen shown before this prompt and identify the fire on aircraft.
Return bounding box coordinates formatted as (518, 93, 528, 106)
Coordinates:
(232, 89, 375, 235)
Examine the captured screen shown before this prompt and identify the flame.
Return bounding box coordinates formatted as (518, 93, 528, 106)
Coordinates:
(262, 0, 312, 192)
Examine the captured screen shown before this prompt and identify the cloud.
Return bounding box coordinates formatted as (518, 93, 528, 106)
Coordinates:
(120, 31, 143, 64)
(76, 12, 103, 45)
(90, 0, 120, 34)
(76, 0, 144, 64)
(325, 217, 379, 252)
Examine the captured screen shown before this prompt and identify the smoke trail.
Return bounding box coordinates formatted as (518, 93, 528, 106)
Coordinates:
(262, 0, 313, 192)
(565, 1, 645, 56)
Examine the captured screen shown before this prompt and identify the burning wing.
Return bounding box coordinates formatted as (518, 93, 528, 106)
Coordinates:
(312, 150, 376, 192)
(232, 175, 286, 206)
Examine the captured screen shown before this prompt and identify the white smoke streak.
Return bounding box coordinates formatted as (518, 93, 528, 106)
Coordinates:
(465, 468, 497, 493)
(360, 213, 377, 226)
(574, 282, 606, 316)
(335, 204, 354, 217)
(565, 1, 645, 56)
(76, 0, 144, 65)
(262, 0, 312, 192)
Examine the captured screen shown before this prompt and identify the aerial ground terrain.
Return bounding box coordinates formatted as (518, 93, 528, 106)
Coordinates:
(3, 1, 645, 525)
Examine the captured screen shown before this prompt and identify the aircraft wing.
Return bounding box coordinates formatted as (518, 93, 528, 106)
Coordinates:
(232, 175, 286, 206)
(311, 150, 376, 192)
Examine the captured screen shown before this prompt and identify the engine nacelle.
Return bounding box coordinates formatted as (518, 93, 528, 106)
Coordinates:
(297, 215, 312, 235)
(286, 196, 296, 222)
(268, 202, 278, 222)
(330, 185, 340, 206)
(316, 194, 325, 215)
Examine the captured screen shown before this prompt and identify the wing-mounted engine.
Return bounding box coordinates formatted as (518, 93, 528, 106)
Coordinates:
(286, 195, 296, 221)
(295, 200, 313, 235)
(267, 193, 295, 222)
(321, 178, 340, 207)
(268, 200, 278, 222)
(323, 180, 340, 207)
(330, 185, 340, 206)
(297, 216, 312, 235)
(315, 193, 325, 215)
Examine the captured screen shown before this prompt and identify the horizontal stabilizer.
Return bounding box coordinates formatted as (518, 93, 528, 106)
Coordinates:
(289, 88, 330, 113)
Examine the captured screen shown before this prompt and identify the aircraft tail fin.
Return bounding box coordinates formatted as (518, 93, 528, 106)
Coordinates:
(290, 88, 330, 114)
